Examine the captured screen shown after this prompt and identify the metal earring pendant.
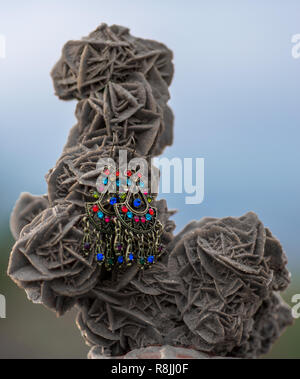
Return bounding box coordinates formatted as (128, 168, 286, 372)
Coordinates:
(81, 165, 164, 270)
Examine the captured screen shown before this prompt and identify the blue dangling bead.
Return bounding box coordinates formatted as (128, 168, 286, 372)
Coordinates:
(147, 255, 154, 264)
(133, 198, 142, 208)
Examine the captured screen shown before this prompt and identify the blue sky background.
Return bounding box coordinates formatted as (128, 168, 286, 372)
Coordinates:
(0, 0, 300, 273)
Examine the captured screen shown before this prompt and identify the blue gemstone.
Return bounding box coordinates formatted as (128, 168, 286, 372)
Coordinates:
(110, 197, 117, 205)
(127, 178, 132, 186)
(127, 212, 133, 219)
(129, 253, 134, 261)
(116, 179, 120, 187)
(117, 256, 124, 263)
(146, 213, 152, 221)
(102, 177, 108, 185)
(97, 253, 104, 261)
(97, 211, 104, 219)
(147, 255, 154, 264)
(133, 198, 142, 208)
(139, 181, 145, 188)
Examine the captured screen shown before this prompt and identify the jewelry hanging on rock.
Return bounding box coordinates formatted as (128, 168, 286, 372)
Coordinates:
(81, 165, 164, 270)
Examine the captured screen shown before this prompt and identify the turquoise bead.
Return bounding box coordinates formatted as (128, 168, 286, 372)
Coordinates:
(97, 211, 104, 219)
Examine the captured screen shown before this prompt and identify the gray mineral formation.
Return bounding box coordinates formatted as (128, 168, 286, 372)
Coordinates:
(8, 23, 293, 359)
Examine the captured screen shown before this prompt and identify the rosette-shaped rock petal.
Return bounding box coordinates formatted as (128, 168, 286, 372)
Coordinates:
(46, 145, 113, 206)
(63, 73, 170, 155)
(51, 23, 173, 101)
(231, 292, 293, 357)
(51, 23, 174, 156)
(76, 261, 181, 357)
(168, 212, 292, 357)
(8, 204, 101, 315)
(10, 192, 49, 239)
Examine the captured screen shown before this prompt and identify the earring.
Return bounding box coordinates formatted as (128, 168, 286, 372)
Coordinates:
(81, 165, 164, 270)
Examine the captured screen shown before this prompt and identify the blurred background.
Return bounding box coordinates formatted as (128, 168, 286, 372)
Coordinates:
(0, 0, 299, 358)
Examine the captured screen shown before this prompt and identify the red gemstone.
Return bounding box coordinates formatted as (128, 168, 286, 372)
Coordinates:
(116, 171, 120, 177)
(148, 208, 154, 216)
(92, 205, 99, 212)
(127, 170, 132, 177)
(137, 172, 142, 178)
(104, 169, 110, 175)
(121, 206, 128, 213)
